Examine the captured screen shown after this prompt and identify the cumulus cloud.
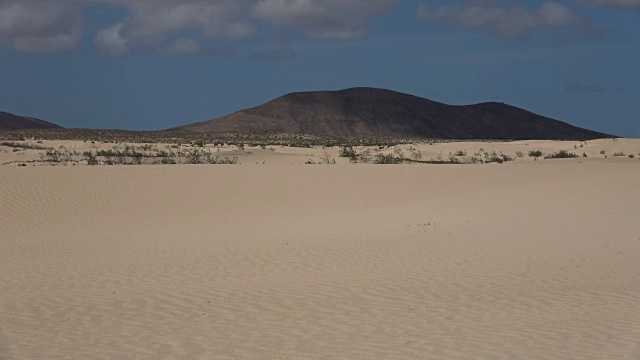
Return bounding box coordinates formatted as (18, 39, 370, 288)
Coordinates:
(565, 81, 605, 92)
(89, 0, 400, 56)
(163, 39, 236, 57)
(251, 0, 399, 39)
(0, 0, 620, 55)
(248, 46, 296, 61)
(95, 23, 129, 57)
(418, 1, 589, 38)
(0, 0, 83, 53)
(94, 0, 256, 56)
(2, 0, 400, 54)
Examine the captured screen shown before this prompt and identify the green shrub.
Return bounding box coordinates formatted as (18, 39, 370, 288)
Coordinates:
(529, 150, 543, 157)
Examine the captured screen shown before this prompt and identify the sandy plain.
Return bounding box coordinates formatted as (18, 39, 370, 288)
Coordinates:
(1, 138, 639, 359)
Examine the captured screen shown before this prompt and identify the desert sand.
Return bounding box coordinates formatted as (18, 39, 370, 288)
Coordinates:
(1, 138, 639, 359)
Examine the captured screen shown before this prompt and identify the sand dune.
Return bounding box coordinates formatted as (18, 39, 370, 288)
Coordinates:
(1, 141, 640, 359)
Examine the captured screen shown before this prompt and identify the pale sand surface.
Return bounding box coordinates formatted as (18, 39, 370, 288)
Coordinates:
(1, 140, 640, 359)
(2, 138, 640, 166)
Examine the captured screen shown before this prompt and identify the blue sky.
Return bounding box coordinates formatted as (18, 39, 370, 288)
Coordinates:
(0, 0, 638, 136)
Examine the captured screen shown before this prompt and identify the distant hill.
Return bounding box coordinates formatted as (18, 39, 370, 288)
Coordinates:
(173, 87, 613, 140)
(0, 111, 63, 130)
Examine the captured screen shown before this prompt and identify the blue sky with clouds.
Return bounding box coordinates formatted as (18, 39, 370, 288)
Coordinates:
(0, 0, 638, 136)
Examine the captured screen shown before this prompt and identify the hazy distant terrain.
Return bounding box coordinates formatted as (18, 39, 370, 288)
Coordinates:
(0, 111, 62, 130)
(174, 88, 613, 140)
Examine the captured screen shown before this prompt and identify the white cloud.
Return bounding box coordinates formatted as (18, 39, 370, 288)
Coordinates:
(93, 0, 256, 56)
(95, 22, 129, 57)
(418, 1, 588, 38)
(91, 0, 398, 56)
(252, 0, 400, 39)
(0, 0, 83, 53)
(0, 0, 619, 55)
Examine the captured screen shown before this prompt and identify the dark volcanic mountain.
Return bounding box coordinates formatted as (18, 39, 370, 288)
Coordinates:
(0, 111, 63, 130)
(174, 87, 612, 140)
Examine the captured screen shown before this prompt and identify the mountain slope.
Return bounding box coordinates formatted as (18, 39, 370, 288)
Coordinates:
(0, 111, 63, 130)
(173, 88, 612, 140)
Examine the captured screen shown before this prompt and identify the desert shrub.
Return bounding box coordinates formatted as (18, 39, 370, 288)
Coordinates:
(351, 150, 373, 163)
(338, 146, 356, 159)
(186, 150, 203, 164)
(515, 151, 524, 158)
(318, 150, 336, 164)
(1, 141, 52, 150)
(392, 146, 405, 159)
(484, 152, 513, 164)
(131, 152, 143, 165)
(410, 149, 423, 161)
(374, 153, 404, 164)
(628, 154, 635, 159)
(43, 149, 60, 162)
(85, 151, 99, 165)
(454, 149, 467, 156)
(529, 150, 543, 157)
(600, 150, 606, 155)
(613, 152, 625, 157)
(544, 150, 579, 159)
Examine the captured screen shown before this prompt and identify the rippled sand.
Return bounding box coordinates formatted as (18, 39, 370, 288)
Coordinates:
(1, 141, 639, 359)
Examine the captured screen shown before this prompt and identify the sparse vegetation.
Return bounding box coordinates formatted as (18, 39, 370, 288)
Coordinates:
(318, 150, 336, 164)
(374, 153, 405, 164)
(1, 141, 53, 150)
(483, 151, 514, 164)
(613, 152, 626, 157)
(85, 151, 99, 165)
(338, 146, 357, 160)
(544, 150, 579, 159)
(528, 150, 543, 158)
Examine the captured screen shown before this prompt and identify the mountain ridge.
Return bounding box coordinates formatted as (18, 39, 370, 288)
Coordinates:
(0, 111, 63, 130)
(173, 87, 613, 140)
